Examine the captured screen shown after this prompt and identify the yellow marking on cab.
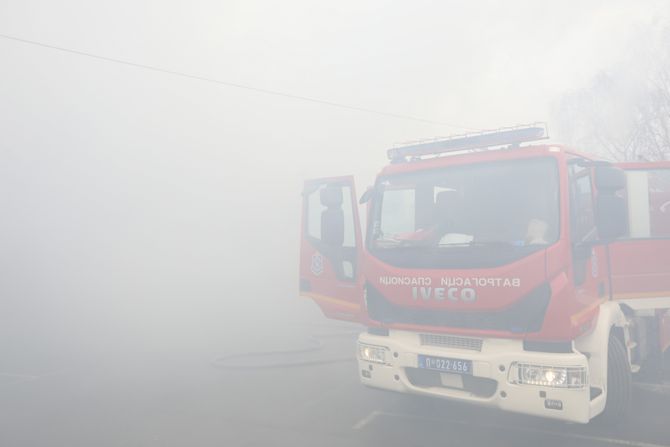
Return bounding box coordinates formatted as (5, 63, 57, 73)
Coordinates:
(570, 298, 607, 325)
(302, 292, 361, 311)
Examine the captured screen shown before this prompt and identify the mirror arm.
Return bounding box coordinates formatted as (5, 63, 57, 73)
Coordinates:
(359, 186, 376, 204)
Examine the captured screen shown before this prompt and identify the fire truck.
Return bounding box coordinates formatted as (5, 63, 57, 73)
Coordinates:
(299, 124, 670, 423)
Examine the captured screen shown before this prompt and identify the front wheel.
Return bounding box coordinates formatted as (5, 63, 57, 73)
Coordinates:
(598, 334, 632, 423)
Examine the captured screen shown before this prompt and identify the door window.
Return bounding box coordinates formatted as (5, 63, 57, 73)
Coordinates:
(569, 165, 596, 243)
(306, 184, 356, 248)
(304, 182, 357, 280)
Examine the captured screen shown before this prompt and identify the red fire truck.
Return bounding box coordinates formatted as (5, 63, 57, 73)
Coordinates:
(299, 124, 670, 423)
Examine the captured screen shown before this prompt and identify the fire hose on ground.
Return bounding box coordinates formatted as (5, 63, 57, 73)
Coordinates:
(211, 331, 359, 369)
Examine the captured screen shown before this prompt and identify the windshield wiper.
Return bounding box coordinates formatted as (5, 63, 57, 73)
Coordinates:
(438, 240, 519, 249)
(471, 240, 516, 246)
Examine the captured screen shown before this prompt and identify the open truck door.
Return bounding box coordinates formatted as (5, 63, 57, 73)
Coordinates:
(299, 176, 364, 322)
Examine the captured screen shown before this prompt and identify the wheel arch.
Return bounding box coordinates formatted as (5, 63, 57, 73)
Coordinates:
(574, 301, 629, 419)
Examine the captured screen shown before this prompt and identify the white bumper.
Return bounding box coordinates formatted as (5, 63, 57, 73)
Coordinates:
(358, 330, 594, 423)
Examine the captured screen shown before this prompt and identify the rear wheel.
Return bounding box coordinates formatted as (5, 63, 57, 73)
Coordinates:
(599, 334, 632, 423)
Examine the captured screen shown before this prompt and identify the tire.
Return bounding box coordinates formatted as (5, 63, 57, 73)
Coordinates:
(598, 334, 632, 423)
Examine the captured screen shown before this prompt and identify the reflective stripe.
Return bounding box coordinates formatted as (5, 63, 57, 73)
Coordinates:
(613, 291, 670, 300)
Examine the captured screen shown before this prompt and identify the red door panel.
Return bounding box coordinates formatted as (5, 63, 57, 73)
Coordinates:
(609, 240, 670, 299)
(610, 165, 670, 300)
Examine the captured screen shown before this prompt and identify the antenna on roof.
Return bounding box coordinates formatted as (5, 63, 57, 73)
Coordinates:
(387, 122, 549, 162)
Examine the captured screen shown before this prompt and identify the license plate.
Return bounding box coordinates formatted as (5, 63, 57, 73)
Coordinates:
(418, 354, 473, 375)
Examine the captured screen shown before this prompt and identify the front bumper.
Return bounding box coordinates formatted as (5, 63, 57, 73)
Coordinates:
(358, 330, 593, 423)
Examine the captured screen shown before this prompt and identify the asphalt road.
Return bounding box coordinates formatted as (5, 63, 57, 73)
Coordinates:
(1, 300, 669, 447)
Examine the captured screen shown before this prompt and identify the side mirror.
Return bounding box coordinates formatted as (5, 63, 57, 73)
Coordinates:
(594, 166, 627, 241)
(359, 186, 376, 204)
(596, 194, 628, 241)
(594, 166, 625, 191)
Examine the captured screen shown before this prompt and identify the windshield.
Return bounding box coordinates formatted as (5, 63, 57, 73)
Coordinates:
(369, 157, 560, 268)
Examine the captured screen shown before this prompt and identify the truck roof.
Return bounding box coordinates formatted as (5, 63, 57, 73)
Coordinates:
(378, 143, 589, 177)
(379, 123, 603, 177)
(616, 160, 670, 169)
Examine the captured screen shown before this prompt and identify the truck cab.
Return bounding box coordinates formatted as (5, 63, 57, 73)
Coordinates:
(299, 124, 670, 423)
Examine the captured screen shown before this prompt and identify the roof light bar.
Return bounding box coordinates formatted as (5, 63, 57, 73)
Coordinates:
(387, 123, 549, 161)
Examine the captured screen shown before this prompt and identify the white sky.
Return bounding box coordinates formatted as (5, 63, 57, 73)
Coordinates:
(1, 0, 668, 309)
(2, 0, 668, 176)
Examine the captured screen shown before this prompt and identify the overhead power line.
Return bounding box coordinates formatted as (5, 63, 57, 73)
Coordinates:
(0, 32, 477, 131)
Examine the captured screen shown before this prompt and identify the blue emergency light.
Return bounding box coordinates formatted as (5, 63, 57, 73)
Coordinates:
(387, 123, 549, 161)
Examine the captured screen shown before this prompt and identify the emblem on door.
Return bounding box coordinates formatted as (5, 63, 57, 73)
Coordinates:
(311, 252, 324, 276)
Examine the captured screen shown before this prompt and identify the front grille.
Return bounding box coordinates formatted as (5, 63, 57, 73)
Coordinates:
(365, 282, 551, 333)
(420, 334, 483, 352)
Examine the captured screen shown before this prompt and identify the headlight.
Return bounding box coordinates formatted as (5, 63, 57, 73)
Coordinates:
(358, 343, 388, 364)
(508, 362, 587, 388)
